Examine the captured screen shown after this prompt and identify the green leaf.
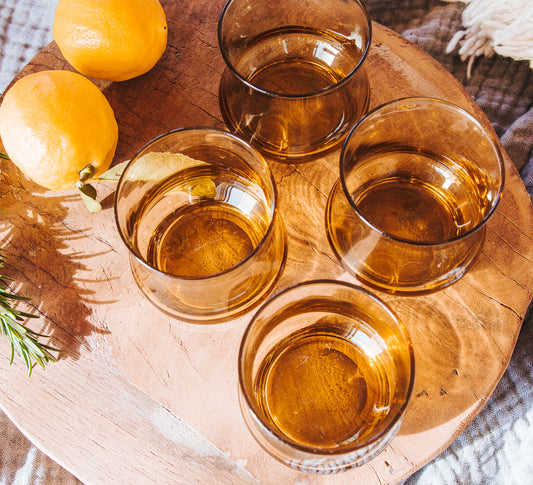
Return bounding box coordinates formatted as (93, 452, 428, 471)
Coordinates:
(181, 177, 217, 198)
(77, 181, 97, 199)
(77, 184, 102, 213)
(0, 152, 9, 160)
(98, 160, 130, 181)
(98, 153, 217, 198)
(99, 152, 208, 182)
(76, 166, 102, 213)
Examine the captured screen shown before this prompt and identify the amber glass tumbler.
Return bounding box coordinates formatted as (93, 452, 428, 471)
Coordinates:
(114, 127, 286, 323)
(218, 0, 371, 162)
(239, 280, 414, 473)
(326, 97, 505, 293)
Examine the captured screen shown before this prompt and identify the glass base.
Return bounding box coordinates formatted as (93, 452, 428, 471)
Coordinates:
(219, 68, 370, 162)
(325, 180, 484, 294)
(130, 214, 287, 323)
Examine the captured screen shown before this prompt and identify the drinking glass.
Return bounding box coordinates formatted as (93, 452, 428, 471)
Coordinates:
(114, 127, 287, 323)
(218, 0, 371, 162)
(326, 97, 505, 293)
(238, 280, 414, 473)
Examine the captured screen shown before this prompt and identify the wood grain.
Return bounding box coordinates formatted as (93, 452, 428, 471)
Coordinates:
(0, 1, 532, 484)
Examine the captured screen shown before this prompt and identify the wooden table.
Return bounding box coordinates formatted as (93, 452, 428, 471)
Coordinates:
(1, 1, 532, 483)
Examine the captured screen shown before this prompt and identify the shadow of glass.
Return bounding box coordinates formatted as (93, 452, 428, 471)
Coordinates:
(391, 292, 505, 436)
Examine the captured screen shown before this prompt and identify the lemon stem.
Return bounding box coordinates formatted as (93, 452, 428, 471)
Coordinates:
(76, 163, 102, 212)
(78, 163, 96, 182)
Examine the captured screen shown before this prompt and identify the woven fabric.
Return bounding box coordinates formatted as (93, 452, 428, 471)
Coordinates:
(0, 0, 54, 92)
(0, 1, 532, 484)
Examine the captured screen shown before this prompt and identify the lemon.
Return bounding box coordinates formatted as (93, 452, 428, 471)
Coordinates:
(53, 0, 168, 82)
(0, 70, 118, 191)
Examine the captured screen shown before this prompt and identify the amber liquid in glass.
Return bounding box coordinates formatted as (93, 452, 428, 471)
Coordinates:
(352, 150, 486, 243)
(220, 27, 368, 158)
(134, 165, 271, 277)
(240, 27, 361, 95)
(254, 316, 396, 450)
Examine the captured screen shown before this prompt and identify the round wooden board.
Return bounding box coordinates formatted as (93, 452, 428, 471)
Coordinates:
(1, 1, 533, 484)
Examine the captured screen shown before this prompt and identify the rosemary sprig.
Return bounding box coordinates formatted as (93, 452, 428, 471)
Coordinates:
(0, 249, 57, 375)
(0, 151, 58, 374)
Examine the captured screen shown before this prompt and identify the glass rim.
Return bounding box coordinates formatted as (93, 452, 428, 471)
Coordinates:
(238, 278, 415, 456)
(217, 0, 373, 99)
(339, 96, 506, 247)
(113, 126, 280, 281)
